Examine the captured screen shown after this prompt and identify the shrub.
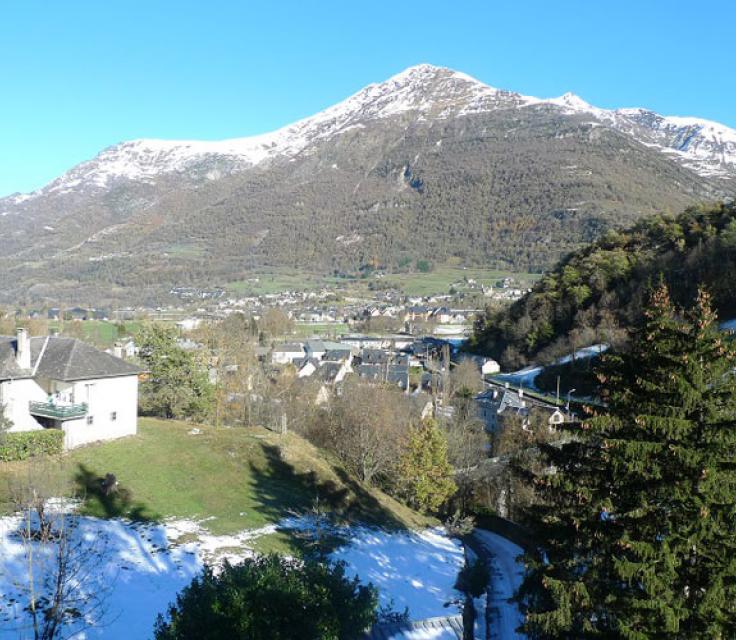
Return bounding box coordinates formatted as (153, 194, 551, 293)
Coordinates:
(0, 429, 64, 461)
(154, 555, 378, 640)
(444, 512, 476, 537)
(415, 259, 432, 273)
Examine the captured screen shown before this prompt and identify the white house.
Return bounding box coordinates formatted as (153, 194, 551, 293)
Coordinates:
(0, 329, 141, 450)
(176, 317, 202, 332)
(481, 358, 501, 376)
(271, 343, 306, 365)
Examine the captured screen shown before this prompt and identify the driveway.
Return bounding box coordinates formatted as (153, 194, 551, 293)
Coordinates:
(471, 529, 526, 639)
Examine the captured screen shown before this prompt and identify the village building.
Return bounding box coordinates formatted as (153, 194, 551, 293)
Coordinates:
(475, 382, 566, 434)
(0, 329, 141, 450)
(271, 342, 306, 365)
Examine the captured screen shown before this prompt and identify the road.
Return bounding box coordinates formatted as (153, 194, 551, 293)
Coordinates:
(472, 529, 526, 639)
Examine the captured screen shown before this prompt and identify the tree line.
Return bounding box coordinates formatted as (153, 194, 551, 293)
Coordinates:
(469, 201, 736, 370)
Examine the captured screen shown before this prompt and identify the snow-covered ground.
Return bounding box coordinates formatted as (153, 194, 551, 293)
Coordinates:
(0, 510, 463, 639)
(473, 530, 526, 639)
(494, 343, 608, 392)
(331, 526, 464, 619)
(0, 514, 201, 639)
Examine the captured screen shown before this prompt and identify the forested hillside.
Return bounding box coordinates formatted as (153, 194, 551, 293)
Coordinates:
(469, 201, 736, 369)
(1, 65, 732, 305)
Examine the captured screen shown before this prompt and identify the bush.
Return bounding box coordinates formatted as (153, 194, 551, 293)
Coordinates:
(154, 555, 378, 640)
(444, 512, 476, 537)
(415, 259, 432, 273)
(0, 429, 64, 461)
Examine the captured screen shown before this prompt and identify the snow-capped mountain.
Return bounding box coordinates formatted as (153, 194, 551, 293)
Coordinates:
(7, 65, 532, 200)
(7, 63, 733, 205)
(0, 64, 733, 304)
(538, 89, 736, 178)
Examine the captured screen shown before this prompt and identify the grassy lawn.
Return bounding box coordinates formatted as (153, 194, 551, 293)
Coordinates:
(0, 418, 431, 553)
(293, 322, 350, 337)
(48, 320, 142, 348)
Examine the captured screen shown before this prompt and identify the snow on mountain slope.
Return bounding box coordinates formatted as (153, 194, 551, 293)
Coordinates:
(539, 91, 736, 178)
(19, 64, 527, 199)
(5, 64, 735, 205)
(609, 108, 736, 177)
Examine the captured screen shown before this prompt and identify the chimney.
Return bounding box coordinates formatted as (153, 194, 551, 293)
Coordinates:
(113, 342, 124, 359)
(16, 328, 31, 369)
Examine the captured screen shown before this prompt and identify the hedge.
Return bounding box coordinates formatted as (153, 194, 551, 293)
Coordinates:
(0, 429, 64, 461)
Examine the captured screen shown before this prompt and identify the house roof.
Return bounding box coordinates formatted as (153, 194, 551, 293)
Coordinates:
(355, 364, 409, 385)
(323, 350, 351, 362)
(305, 340, 346, 352)
(316, 361, 344, 382)
(273, 343, 304, 353)
(32, 337, 141, 381)
(359, 349, 390, 364)
(0, 336, 140, 382)
(476, 387, 528, 415)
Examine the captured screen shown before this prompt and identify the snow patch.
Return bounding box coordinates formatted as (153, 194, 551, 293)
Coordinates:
(0, 508, 464, 638)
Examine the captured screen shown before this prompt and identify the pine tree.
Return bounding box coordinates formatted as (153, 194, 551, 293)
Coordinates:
(518, 285, 736, 638)
(398, 420, 456, 514)
(137, 324, 214, 420)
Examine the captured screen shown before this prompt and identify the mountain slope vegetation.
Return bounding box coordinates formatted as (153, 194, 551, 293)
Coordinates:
(0, 66, 733, 304)
(469, 201, 736, 369)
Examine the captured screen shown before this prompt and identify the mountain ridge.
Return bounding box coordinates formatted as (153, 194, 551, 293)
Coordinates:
(0, 64, 734, 304)
(3, 64, 735, 205)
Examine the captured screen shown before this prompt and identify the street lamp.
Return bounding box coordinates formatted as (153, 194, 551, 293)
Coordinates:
(566, 388, 577, 412)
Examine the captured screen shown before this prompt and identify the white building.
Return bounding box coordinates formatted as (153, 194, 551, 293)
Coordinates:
(271, 343, 305, 365)
(0, 329, 141, 450)
(481, 358, 501, 376)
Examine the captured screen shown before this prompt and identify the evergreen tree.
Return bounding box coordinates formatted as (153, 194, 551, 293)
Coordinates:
(518, 285, 736, 638)
(137, 324, 214, 420)
(398, 420, 456, 514)
(153, 555, 378, 640)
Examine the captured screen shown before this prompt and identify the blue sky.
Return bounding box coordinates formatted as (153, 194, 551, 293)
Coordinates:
(1, 0, 734, 197)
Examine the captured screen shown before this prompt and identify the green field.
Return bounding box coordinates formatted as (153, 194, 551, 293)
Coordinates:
(49, 320, 143, 348)
(293, 322, 350, 337)
(228, 270, 343, 295)
(228, 266, 541, 298)
(380, 267, 542, 297)
(0, 418, 431, 553)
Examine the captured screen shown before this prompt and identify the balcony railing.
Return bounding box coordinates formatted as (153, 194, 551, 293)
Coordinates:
(29, 401, 89, 420)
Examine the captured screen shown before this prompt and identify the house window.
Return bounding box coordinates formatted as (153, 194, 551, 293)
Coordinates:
(86, 416, 94, 426)
(110, 412, 117, 422)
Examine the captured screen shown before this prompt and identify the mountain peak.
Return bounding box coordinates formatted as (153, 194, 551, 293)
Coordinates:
(5, 64, 736, 202)
(545, 91, 597, 113)
(384, 63, 494, 88)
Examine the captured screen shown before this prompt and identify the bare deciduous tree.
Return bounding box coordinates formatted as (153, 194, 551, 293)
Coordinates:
(446, 414, 488, 512)
(7, 464, 114, 640)
(321, 380, 415, 485)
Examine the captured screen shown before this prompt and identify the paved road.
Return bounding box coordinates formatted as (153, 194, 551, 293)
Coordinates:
(472, 529, 526, 639)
